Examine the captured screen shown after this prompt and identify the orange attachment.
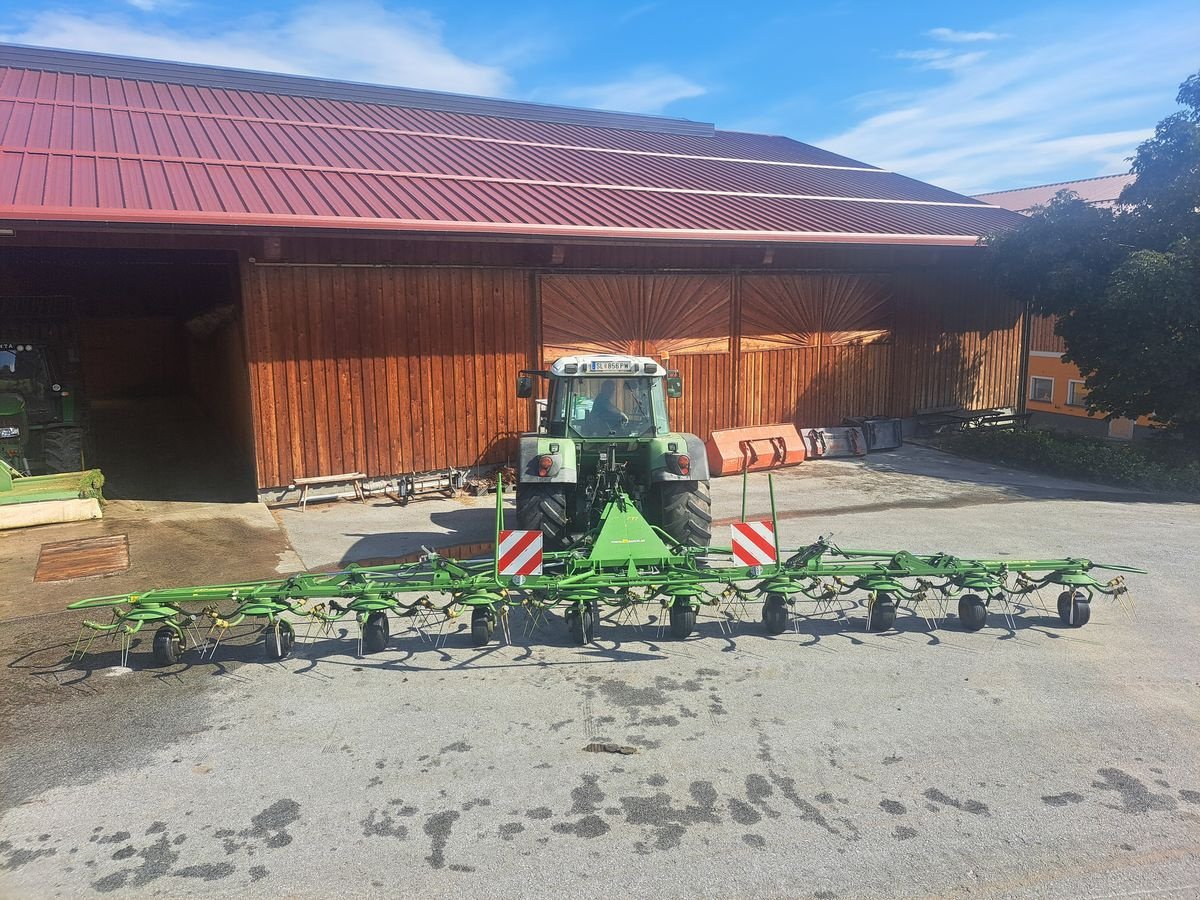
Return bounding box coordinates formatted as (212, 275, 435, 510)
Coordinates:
(705, 424, 807, 477)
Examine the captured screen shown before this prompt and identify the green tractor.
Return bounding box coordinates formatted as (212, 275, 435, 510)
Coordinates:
(0, 341, 88, 475)
(514, 354, 712, 549)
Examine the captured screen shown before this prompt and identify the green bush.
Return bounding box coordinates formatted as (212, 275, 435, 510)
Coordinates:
(940, 428, 1200, 495)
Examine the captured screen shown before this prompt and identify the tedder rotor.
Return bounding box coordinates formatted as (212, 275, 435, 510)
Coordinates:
(67, 467, 1144, 669)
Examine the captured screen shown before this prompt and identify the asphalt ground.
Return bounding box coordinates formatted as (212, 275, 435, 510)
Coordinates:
(2, 448, 1198, 899)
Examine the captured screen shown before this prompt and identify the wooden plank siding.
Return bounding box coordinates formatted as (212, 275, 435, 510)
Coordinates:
(1030, 314, 1067, 353)
(243, 264, 532, 488)
(239, 251, 1024, 490)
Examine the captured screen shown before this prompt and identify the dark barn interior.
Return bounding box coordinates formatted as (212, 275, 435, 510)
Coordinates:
(0, 246, 256, 501)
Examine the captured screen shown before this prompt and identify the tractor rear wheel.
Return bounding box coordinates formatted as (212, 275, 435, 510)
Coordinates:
(43, 427, 84, 473)
(654, 480, 712, 547)
(515, 483, 571, 550)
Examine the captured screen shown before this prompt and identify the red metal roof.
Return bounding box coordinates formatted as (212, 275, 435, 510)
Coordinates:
(974, 174, 1134, 214)
(0, 45, 1023, 245)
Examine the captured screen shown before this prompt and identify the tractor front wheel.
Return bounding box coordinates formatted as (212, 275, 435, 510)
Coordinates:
(515, 483, 571, 550)
(43, 427, 85, 473)
(654, 480, 713, 547)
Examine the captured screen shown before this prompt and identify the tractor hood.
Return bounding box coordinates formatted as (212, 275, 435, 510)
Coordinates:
(0, 392, 26, 417)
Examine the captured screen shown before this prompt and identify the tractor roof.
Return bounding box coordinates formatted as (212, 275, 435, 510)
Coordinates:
(548, 354, 664, 376)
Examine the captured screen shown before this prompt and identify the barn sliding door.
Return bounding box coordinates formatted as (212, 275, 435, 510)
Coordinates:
(539, 274, 733, 439)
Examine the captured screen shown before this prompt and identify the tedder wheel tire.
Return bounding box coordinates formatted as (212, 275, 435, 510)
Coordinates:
(867, 594, 897, 632)
(957, 594, 988, 632)
(566, 606, 592, 646)
(668, 603, 697, 640)
(264, 619, 295, 660)
(654, 480, 713, 548)
(152, 626, 182, 666)
(1057, 590, 1092, 627)
(515, 483, 571, 550)
(470, 608, 494, 647)
(762, 593, 789, 635)
(363, 611, 390, 654)
(43, 427, 85, 474)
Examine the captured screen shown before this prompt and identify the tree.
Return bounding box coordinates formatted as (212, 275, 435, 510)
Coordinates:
(985, 71, 1200, 435)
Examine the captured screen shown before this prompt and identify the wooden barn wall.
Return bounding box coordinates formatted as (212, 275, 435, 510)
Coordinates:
(233, 240, 1023, 489)
(242, 264, 532, 489)
(1030, 314, 1066, 353)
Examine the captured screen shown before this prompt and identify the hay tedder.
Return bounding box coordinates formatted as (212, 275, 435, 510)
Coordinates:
(66, 466, 1143, 668)
(66, 353, 1143, 668)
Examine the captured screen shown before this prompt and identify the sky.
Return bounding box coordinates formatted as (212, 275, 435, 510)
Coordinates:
(1, 0, 1198, 194)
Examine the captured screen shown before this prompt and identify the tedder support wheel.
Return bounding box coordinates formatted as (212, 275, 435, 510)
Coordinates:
(515, 483, 571, 550)
(363, 611, 390, 654)
(43, 427, 85, 474)
(655, 480, 713, 547)
(866, 593, 897, 632)
(1057, 590, 1091, 627)
(566, 604, 593, 646)
(152, 626, 182, 666)
(470, 608, 495, 647)
(762, 593, 789, 635)
(958, 594, 988, 632)
(264, 619, 295, 660)
(669, 603, 697, 639)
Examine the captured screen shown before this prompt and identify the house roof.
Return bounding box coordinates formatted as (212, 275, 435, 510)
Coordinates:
(0, 44, 1023, 245)
(974, 173, 1135, 214)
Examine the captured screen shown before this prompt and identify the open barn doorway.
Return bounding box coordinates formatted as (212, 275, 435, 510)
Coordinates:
(0, 246, 256, 502)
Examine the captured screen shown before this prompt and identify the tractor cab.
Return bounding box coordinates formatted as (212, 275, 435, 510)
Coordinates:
(0, 341, 86, 475)
(540, 355, 675, 440)
(514, 354, 710, 548)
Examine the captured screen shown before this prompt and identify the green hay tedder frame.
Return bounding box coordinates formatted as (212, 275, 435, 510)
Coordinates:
(67, 474, 1144, 669)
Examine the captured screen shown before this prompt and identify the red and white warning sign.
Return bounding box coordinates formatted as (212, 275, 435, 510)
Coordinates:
(497, 529, 543, 576)
(731, 521, 777, 566)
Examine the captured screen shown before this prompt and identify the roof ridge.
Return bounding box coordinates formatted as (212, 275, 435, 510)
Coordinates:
(974, 173, 1131, 196)
(0, 41, 715, 137)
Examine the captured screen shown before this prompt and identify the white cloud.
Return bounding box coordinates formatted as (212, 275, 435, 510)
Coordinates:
(895, 48, 987, 71)
(555, 67, 705, 114)
(819, 11, 1200, 193)
(0, 4, 510, 96)
(927, 27, 1006, 42)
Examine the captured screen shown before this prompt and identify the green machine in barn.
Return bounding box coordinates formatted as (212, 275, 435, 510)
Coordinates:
(514, 354, 712, 549)
(0, 340, 103, 527)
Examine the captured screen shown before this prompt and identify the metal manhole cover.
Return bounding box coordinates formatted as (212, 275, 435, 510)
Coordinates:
(34, 534, 130, 582)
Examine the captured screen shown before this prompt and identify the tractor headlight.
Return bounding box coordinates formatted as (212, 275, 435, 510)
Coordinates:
(0, 426, 19, 439)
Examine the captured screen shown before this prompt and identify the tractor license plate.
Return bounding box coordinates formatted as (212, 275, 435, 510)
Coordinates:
(589, 360, 633, 373)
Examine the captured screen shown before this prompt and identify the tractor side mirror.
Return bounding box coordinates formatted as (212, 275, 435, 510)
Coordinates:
(516, 375, 534, 398)
(665, 374, 683, 398)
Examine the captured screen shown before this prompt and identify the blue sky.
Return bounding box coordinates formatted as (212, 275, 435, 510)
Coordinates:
(2, 0, 1198, 194)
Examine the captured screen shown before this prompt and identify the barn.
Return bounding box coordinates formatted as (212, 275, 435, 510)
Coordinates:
(0, 44, 1025, 502)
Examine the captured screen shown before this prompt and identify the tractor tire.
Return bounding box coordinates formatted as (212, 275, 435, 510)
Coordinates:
(152, 626, 182, 666)
(43, 427, 85, 473)
(515, 483, 571, 550)
(362, 611, 390, 654)
(264, 619, 295, 661)
(654, 480, 713, 547)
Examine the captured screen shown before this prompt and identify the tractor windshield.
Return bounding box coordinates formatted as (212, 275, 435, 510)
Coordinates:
(0, 346, 49, 386)
(551, 376, 670, 438)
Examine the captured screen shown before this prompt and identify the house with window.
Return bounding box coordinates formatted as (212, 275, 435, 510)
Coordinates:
(976, 174, 1152, 440)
